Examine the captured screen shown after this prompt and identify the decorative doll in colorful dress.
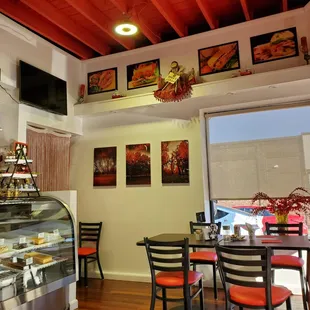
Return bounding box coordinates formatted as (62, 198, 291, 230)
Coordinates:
(154, 61, 196, 102)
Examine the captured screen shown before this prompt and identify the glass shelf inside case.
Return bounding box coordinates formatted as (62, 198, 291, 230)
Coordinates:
(0, 197, 75, 307)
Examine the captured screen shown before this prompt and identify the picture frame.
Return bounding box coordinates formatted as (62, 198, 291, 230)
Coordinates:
(87, 67, 118, 95)
(127, 59, 160, 90)
(250, 27, 299, 65)
(198, 41, 240, 76)
(161, 140, 189, 184)
(126, 143, 151, 185)
(93, 147, 117, 186)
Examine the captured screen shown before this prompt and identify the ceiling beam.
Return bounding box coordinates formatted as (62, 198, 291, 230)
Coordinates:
(240, 0, 252, 21)
(109, 0, 161, 44)
(149, 0, 188, 37)
(0, 0, 94, 59)
(65, 0, 135, 50)
(195, 0, 219, 29)
(20, 0, 111, 55)
(282, 0, 288, 11)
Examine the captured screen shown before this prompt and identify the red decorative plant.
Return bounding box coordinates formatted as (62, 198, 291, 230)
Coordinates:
(251, 187, 310, 217)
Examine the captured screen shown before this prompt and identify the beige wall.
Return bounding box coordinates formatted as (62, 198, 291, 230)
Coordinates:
(70, 119, 204, 280)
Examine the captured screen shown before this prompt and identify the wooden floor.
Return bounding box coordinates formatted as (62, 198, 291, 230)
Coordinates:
(77, 279, 304, 310)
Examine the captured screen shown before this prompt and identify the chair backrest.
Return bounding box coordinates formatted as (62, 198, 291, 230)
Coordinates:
(266, 222, 303, 236)
(79, 222, 102, 250)
(189, 221, 222, 234)
(196, 212, 206, 223)
(216, 245, 272, 308)
(144, 238, 190, 288)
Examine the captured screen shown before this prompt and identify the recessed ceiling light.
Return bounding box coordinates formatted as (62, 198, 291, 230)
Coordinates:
(115, 23, 138, 36)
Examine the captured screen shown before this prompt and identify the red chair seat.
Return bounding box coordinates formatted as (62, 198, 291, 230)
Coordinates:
(190, 251, 217, 262)
(78, 247, 97, 257)
(156, 271, 203, 287)
(230, 285, 292, 307)
(271, 255, 304, 268)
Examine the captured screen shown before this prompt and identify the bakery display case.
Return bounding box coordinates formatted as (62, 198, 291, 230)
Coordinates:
(0, 196, 76, 310)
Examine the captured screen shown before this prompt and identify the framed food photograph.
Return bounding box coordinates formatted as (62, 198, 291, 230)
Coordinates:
(93, 147, 117, 186)
(161, 140, 189, 184)
(88, 68, 118, 95)
(250, 27, 299, 65)
(126, 144, 151, 185)
(127, 59, 160, 90)
(198, 41, 240, 76)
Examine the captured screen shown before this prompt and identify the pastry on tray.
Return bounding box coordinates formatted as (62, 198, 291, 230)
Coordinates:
(32, 238, 45, 245)
(1, 258, 27, 270)
(12, 243, 28, 250)
(24, 252, 53, 265)
(0, 246, 8, 254)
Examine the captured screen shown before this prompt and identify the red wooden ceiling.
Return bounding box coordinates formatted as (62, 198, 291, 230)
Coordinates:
(0, 0, 308, 59)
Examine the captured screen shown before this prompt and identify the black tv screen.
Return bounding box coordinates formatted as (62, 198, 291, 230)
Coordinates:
(19, 61, 67, 115)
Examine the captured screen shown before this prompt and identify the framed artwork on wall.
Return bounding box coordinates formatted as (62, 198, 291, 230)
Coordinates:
(161, 140, 189, 184)
(126, 144, 151, 185)
(198, 41, 240, 76)
(93, 147, 117, 186)
(88, 68, 118, 95)
(250, 27, 299, 65)
(127, 59, 160, 90)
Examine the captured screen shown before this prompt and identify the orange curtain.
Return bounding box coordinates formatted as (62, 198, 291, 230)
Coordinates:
(26, 127, 70, 191)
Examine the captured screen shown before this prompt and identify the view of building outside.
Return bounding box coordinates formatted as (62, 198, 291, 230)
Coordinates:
(207, 106, 310, 231)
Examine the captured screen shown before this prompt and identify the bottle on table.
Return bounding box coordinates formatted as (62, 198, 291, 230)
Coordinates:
(222, 220, 231, 242)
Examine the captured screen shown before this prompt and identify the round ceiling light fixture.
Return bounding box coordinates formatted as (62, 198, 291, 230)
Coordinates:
(115, 22, 138, 36)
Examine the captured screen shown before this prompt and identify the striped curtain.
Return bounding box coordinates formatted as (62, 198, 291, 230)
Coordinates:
(26, 126, 70, 191)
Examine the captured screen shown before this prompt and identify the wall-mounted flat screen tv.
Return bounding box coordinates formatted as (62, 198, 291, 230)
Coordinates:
(19, 61, 67, 115)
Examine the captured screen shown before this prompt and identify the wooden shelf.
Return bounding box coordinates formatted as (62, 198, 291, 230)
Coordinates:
(4, 159, 33, 164)
(19, 188, 39, 192)
(0, 173, 37, 179)
(74, 65, 310, 120)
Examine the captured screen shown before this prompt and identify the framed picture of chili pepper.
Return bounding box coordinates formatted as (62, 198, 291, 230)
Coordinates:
(87, 67, 118, 95)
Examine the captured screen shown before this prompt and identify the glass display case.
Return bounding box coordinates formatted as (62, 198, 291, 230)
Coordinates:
(0, 196, 76, 310)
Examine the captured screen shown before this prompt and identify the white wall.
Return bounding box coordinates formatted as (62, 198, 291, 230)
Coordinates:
(70, 120, 204, 280)
(0, 14, 83, 143)
(83, 8, 308, 103)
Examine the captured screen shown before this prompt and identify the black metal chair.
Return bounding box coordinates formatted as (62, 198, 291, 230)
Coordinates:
(78, 222, 104, 287)
(266, 222, 307, 310)
(189, 221, 221, 299)
(144, 237, 204, 310)
(216, 244, 292, 310)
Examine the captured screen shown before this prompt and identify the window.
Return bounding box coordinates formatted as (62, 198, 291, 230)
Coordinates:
(206, 105, 310, 233)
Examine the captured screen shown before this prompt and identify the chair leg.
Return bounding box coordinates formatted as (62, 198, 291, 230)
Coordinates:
(271, 269, 275, 284)
(199, 278, 204, 310)
(213, 263, 218, 299)
(239, 307, 243, 310)
(84, 257, 88, 287)
(225, 300, 232, 310)
(162, 288, 167, 310)
(150, 283, 156, 310)
(78, 258, 81, 282)
(193, 263, 196, 272)
(299, 268, 308, 310)
(184, 287, 192, 310)
(286, 296, 292, 310)
(96, 253, 104, 280)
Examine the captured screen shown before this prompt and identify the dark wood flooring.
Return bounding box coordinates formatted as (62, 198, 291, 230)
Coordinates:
(77, 279, 303, 310)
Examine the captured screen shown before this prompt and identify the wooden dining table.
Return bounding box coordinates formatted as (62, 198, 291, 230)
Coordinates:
(137, 233, 310, 309)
